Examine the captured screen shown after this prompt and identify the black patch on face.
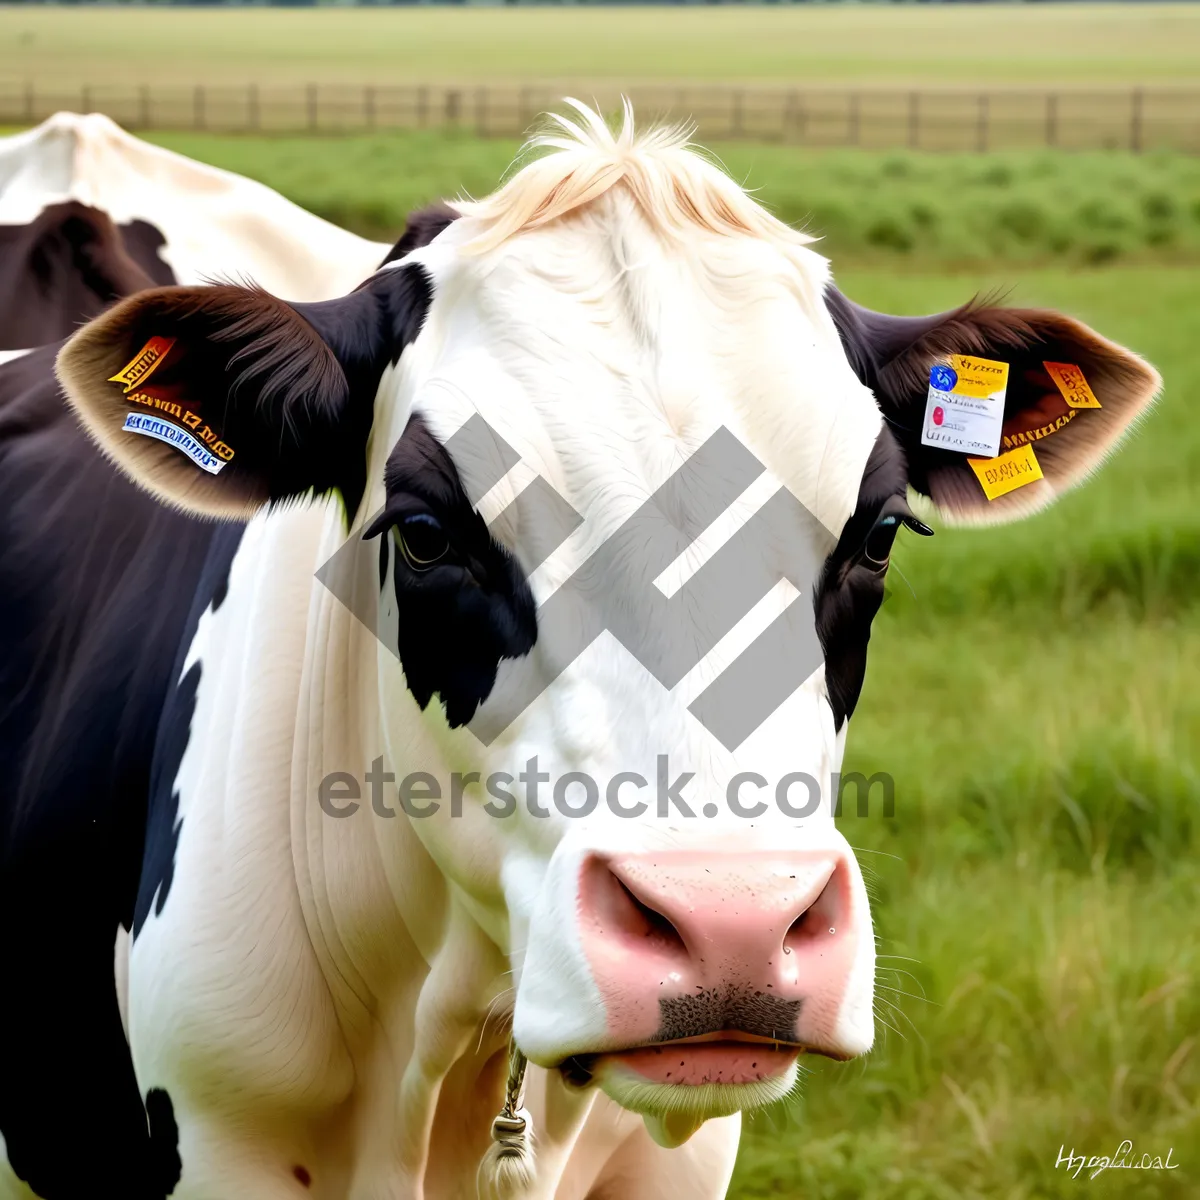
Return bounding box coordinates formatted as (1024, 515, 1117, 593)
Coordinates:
(144, 1088, 183, 1196)
(655, 989, 805, 1043)
(813, 427, 910, 729)
(364, 414, 537, 728)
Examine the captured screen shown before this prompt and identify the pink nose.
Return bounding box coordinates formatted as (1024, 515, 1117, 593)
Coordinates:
(578, 851, 863, 1057)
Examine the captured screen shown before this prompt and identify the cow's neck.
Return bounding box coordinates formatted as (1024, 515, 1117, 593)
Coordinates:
(202, 478, 601, 1192)
(263, 500, 535, 1191)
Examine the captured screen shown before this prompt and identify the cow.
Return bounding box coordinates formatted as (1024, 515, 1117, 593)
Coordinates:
(0, 111, 390, 349)
(0, 101, 1158, 1200)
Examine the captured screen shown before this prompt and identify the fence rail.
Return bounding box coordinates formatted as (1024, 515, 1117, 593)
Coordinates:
(3, 81, 1199, 152)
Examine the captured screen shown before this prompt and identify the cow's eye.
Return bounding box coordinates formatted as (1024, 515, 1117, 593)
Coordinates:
(863, 513, 901, 568)
(395, 514, 450, 570)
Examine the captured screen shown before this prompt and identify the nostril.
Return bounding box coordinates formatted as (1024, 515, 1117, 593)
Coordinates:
(615, 876, 687, 952)
(579, 857, 688, 957)
(783, 864, 845, 952)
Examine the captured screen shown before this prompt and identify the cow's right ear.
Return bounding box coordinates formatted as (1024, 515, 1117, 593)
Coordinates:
(56, 267, 431, 522)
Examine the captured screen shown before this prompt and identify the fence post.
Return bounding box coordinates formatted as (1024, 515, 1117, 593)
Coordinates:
(1130, 87, 1144, 153)
(908, 91, 919, 149)
(476, 87, 487, 138)
(139, 84, 150, 130)
(1045, 92, 1057, 147)
(446, 90, 461, 126)
(976, 93, 989, 153)
(782, 90, 797, 142)
(849, 91, 860, 146)
(248, 83, 259, 132)
(194, 85, 205, 131)
(307, 84, 318, 133)
(364, 85, 375, 131)
(731, 89, 744, 139)
(24, 82, 33, 126)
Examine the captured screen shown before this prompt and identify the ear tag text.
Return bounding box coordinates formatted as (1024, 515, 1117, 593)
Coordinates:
(1044, 361, 1102, 409)
(108, 336, 176, 394)
(967, 443, 1044, 500)
(921, 354, 1010, 458)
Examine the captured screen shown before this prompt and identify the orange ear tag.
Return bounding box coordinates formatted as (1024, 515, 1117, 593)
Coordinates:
(1044, 362, 1102, 409)
(108, 336, 175, 393)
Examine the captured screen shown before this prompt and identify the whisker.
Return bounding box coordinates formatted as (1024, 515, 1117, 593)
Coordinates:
(475, 987, 516, 1055)
(844, 845, 905, 864)
(874, 983, 937, 1007)
(875, 966, 930, 994)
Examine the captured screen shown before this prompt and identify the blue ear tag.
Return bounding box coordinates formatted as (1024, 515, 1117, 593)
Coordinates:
(122, 412, 228, 475)
(929, 364, 958, 393)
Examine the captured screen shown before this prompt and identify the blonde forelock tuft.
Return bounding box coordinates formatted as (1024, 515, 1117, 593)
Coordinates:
(450, 97, 814, 255)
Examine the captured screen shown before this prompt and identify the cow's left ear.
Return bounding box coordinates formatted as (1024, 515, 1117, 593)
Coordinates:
(826, 288, 1161, 524)
(56, 266, 430, 522)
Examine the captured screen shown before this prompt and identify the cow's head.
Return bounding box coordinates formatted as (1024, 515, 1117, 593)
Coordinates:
(58, 103, 1158, 1153)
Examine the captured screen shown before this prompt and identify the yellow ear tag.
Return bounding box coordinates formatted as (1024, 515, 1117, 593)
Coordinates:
(108, 336, 175, 394)
(967, 443, 1044, 501)
(1044, 361, 1102, 409)
(947, 353, 1010, 400)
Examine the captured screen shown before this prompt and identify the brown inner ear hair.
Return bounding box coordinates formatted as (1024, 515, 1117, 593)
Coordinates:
(57, 266, 433, 523)
(58, 285, 354, 519)
(826, 290, 1160, 523)
(903, 307, 1157, 521)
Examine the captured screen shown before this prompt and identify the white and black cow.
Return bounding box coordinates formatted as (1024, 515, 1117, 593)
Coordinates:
(1, 102, 1158, 1200)
(0, 111, 390, 350)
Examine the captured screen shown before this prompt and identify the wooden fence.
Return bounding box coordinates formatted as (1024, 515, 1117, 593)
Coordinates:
(3, 81, 1198, 152)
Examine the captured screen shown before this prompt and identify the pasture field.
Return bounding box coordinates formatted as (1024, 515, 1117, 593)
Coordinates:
(149, 129, 1200, 268)
(135, 130, 1200, 1196)
(1, 4, 1199, 90)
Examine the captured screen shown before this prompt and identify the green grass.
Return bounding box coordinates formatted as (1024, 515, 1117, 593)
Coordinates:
(2, 5, 1198, 88)
(145, 130, 1200, 270)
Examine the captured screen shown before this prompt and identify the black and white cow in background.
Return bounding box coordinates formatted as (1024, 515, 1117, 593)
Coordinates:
(0, 110, 390, 350)
(0, 102, 1158, 1199)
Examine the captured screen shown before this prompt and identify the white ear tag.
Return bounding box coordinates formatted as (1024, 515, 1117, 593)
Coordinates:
(920, 354, 1009, 459)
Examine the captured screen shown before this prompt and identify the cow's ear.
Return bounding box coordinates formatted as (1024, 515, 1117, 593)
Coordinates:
(56, 267, 430, 522)
(826, 289, 1161, 524)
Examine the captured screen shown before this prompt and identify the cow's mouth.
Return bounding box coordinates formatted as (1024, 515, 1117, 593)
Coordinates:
(557, 1032, 804, 1148)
